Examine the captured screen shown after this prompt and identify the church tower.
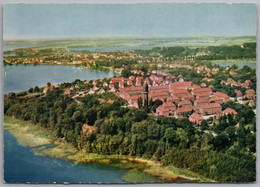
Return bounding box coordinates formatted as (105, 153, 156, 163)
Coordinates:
(142, 83, 149, 111)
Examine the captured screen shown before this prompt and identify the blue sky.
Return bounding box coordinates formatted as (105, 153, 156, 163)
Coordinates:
(3, 3, 256, 39)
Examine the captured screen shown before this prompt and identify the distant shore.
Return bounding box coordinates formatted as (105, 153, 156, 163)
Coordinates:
(4, 116, 214, 183)
(211, 59, 256, 63)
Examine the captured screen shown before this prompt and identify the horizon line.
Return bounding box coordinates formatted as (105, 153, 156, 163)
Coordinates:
(3, 35, 257, 41)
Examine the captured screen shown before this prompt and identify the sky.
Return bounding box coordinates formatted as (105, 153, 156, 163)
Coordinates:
(3, 3, 257, 39)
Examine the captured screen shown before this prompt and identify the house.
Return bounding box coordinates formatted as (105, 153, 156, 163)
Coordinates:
(127, 79, 133, 86)
(119, 92, 130, 101)
(194, 98, 209, 108)
(110, 77, 126, 83)
(119, 81, 125, 88)
(181, 93, 194, 101)
(129, 75, 135, 81)
(226, 78, 236, 85)
(171, 89, 189, 98)
(103, 82, 108, 87)
(136, 78, 142, 86)
(244, 93, 255, 100)
(169, 81, 193, 90)
(195, 92, 210, 99)
(189, 113, 205, 125)
(175, 106, 195, 118)
(150, 91, 169, 100)
(245, 89, 255, 95)
(192, 87, 212, 95)
(178, 100, 192, 107)
(43, 85, 55, 94)
(223, 107, 238, 116)
(93, 80, 98, 86)
(64, 89, 72, 96)
(235, 90, 242, 98)
(161, 102, 176, 111)
(82, 124, 95, 134)
(129, 95, 140, 107)
(156, 106, 170, 117)
(93, 86, 99, 91)
(214, 92, 230, 103)
(119, 86, 142, 94)
(199, 103, 222, 115)
(245, 80, 252, 87)
(209, 95, 224, 104)
(167, 95, 181, 104)
(109, 83, 114, 89)
(150, 85, 169, 93)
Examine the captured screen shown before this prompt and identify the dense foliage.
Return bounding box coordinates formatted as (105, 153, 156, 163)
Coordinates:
(4, 86, 256, 182)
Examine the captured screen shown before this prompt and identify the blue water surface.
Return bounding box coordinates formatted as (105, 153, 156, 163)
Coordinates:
(4, 129, 126, 183)
(4, 65, 119, 93)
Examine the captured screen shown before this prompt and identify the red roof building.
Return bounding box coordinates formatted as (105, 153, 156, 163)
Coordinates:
(189, 113, 205, 125)
(175, 106, 195, 118)
(167, 95, 181, 104)
(82, 124, 95, 134)
(136, 79, 142, 86)
(150, 85, 169, 93)
(192, 87, 212, 95)
(119, 80, 125, 88)
(195, 92, 210, 99)
(171, 89, 189, 98)
(194, 98, 209, 108)
(119, 86, 142, 94)
(223, 107, 238, 116)
(129, 75, 135, 81)
(214, 92, 230, 103)
(169, 81, 193, 90)
(127, 79, 133, 86)
(150, 91, 169, 100)
(244, 93, 255, 100)
(181, 93, 195, 101)
(161, 102, 176, 111)
(178, 100, 192, 107)
(209, 95, 224, 104)
(199, 103, 222, 115)
(235, 90, 242, 98)
(245, 89, 255, 95)
(156, 106, 170, 117)
(110, 77, 126, 83)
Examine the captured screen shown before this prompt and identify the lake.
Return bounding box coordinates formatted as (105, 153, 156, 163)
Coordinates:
(4, 65, 119, 93)
(4, 129, 127, 183)
(212, 62, 256, 69)
(3, 44, 42, 52)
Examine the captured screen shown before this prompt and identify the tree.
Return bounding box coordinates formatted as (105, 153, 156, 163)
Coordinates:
(47, 82, 51, 87)
(200, 120, 209, 131)
(34, 86, 40, 92)
(8, 92, 16, 99)
(28, 88, 34, 93)
(121, 68, 131, 78)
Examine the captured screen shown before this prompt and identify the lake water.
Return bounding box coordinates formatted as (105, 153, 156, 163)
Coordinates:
(4, 129, 126, 183)
(68, 45, 156, 52)
(4, 65, 119, 93)
(3, 45, 42, 52)
(212, 62, 256, 69)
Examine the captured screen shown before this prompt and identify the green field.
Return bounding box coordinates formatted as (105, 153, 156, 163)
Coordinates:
(3, 36, 256, 49)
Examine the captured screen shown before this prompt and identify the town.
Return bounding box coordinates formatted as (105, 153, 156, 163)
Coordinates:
(37, 68, 255, 127)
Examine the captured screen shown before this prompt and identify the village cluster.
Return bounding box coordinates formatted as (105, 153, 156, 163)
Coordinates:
(56, 70, 255, 125)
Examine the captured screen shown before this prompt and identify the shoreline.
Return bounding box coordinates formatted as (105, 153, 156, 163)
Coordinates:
(3, 116, 214, 183)
(3, 63, 121, 74)
(210, 59, 256, 63)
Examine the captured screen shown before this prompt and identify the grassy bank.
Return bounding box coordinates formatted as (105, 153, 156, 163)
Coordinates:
(3, 116, 214, 183)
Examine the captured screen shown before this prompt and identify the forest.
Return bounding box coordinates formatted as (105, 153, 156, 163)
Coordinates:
(4, 72, 256, 182)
